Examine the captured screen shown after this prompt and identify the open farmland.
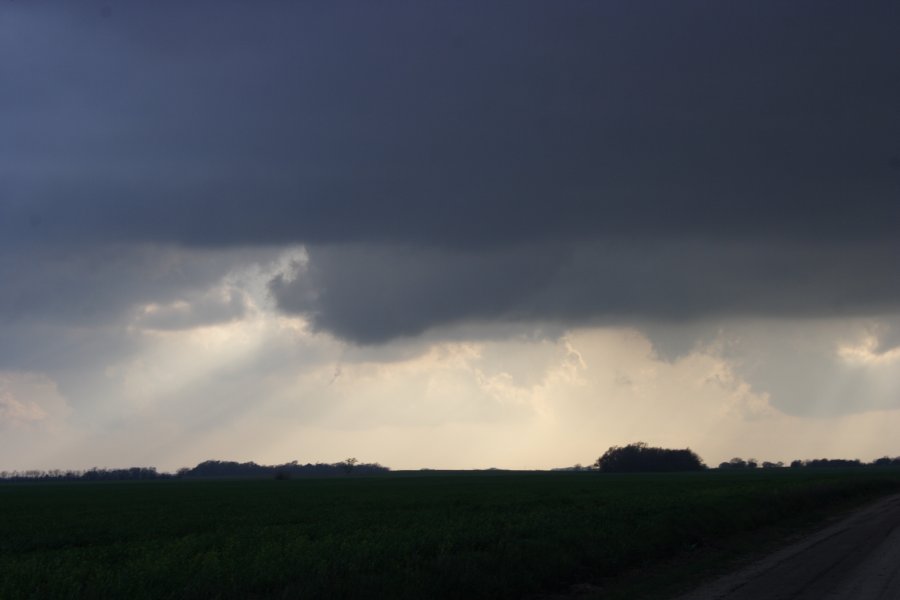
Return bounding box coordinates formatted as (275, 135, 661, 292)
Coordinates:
(3, 469, 900, 599)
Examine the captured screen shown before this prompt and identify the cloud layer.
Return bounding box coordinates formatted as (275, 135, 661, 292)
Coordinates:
(3, 1, 899, 342)
(1, 2, 899, 469)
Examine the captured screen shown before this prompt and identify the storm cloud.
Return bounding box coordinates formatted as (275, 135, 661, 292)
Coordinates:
(267, 239, 900, 344)
(3, 1, 899, 344)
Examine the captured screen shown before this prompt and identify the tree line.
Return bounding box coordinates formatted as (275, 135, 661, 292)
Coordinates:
(0, 458, 389, 482)
(178, 458, 388, 479)
(7, 445, 900, 480)
(717, 456, 900, 470)
(572, 443, 900, 473)
(0, 467, 164, 482)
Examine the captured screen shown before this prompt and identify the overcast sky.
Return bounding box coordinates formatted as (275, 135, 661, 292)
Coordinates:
(2, 1, 900, 471)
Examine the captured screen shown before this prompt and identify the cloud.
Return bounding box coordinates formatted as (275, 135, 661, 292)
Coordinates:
(0, 244, 278, 326)
(0, 371, 70, 430)
(2, 290, 898, 472)
(1, 2, 900, 470)
(1, 2, 898, 344)
(2, 1, 898, 247)
(60, 324, 899, 471)
(710, 317, 900, 417)
(269, 239, 900, 343)
(268, 243, 570, 343)
(134, 287, 250, 332)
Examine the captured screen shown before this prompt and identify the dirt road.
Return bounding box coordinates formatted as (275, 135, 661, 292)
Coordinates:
(674, 493, 900, 600)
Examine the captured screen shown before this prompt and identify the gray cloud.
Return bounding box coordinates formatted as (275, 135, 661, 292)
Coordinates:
(717, 317, 900, 417)
(3, 1, 898, 244)
(269, 243, 569, 342)
(0, 243, 281, 383)
(271, 239, 900, 343)
(2, 1, 899, 343)
(0, 244, 275, 327)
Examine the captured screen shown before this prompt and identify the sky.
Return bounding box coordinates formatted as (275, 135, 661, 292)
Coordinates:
(1, 1, 899, 472)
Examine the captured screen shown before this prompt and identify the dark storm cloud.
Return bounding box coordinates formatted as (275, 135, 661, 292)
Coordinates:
(269, 243, 570, 343)
(0, 243, 276, 377)
(3, 1, 899, 341)
(0, 244, 268, 327)
(271, 239, 900, 344)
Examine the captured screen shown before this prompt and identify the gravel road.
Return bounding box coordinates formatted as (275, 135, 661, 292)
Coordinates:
(674, 493, 900, 600)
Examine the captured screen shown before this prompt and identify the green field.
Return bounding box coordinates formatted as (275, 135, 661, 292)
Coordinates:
(2, 469, 899, 599)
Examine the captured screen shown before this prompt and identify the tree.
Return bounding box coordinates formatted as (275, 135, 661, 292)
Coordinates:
(340, 457, 358, 475)
(718, 457, 760, 469)
(594, 442, 705, 473)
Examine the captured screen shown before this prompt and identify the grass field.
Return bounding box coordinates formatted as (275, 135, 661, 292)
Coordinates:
(2, 469, 900, 599)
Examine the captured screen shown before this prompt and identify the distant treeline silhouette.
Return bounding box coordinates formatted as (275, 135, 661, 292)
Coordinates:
(6, 450, 900, 481)
(178, 458, 389, 479)
(552, 443, 900, 473)
(0, 458, 389, 482)
(0, 467, 166, 482)
(718, 457, 900, 470)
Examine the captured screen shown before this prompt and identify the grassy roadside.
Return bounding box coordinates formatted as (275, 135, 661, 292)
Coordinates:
(2, 469, 899, 599)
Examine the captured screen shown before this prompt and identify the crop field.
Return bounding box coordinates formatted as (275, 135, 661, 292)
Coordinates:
(2, 469, 900, 599)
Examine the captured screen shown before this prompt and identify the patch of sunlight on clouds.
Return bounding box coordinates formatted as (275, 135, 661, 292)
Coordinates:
(838, 335, 900, 366)
(0, 371, 79, 471)
(511, 328, 780, 465)
(114, 246, 317, 412)
(0, 371, 70, 429)
(17, 298, 900, 472)
(309, 341, 529, 430)
(109, 317, 270, 412)
(223, 327, 782, 470)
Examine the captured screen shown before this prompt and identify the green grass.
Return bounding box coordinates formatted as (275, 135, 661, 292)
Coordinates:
(2, 469, 899, 599)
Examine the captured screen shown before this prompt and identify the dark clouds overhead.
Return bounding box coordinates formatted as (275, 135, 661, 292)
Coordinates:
(3, 1, 899, 342)
(270, 240, 900, 344)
